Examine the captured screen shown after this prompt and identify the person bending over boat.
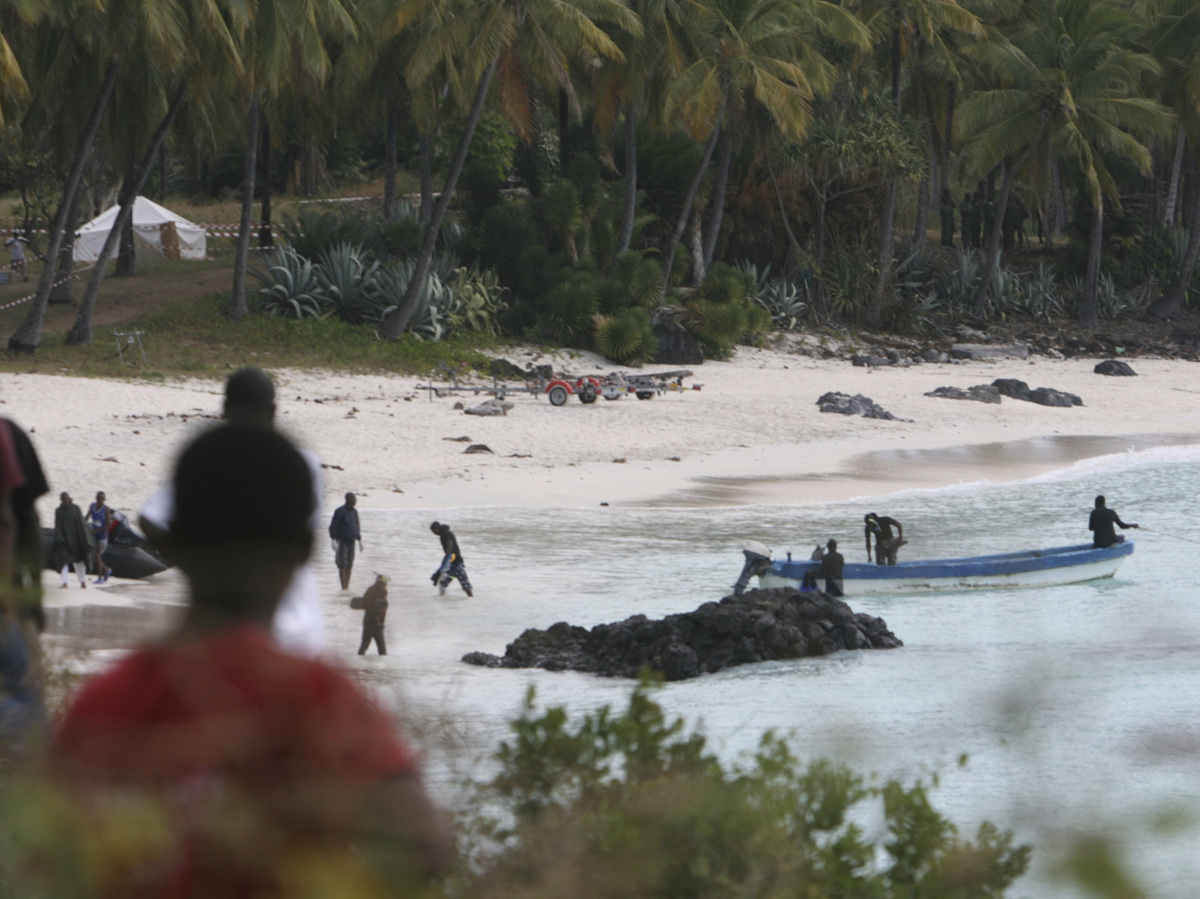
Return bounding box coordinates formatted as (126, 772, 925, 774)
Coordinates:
(865, 513, 905, 566)
(818, 539, 844, 596)
(1089, 496, 1138, 548)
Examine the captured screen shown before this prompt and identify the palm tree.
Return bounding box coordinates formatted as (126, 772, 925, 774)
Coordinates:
(862, 0, 982, 325)
(0, 0, 45, 126)
(659, 0, 870, 292)
(1144, 0, 1200, 319)
(227, 0, 360, 321)
(958, 0, 1172, 325)
(377, 0, 641, 340)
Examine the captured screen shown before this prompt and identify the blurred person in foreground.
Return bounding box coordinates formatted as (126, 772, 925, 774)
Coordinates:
(52, 424, 452, 895)
(0, 417, 50, 760)
(141, 367, 326, 657)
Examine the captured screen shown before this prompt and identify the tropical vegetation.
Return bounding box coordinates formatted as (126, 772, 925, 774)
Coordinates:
(0, 0, 1198, 363)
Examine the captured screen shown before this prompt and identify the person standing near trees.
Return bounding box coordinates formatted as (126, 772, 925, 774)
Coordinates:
(5, 233, 28, 281)
(329, 492, 362, 591)
(430, 521, 472, 597)
(51, 493, 92, 588)
(961, 194, 978, 249)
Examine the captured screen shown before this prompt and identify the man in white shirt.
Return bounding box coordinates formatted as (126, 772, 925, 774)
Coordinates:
(140, 368, 326, 656)
(5, 234, 28, 281)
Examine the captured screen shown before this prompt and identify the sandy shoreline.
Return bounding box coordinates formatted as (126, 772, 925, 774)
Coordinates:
(3, 347, 1199, 523)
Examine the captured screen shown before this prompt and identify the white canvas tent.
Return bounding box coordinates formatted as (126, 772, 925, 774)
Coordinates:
(74, 196, 207, 263)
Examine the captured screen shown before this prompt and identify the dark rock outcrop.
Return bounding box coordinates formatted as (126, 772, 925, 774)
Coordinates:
(992, 378, 1082, 407)
(654, 322, 705, 365)
(816, 392, 906, 420)
(924, 385, 1001, 404)
(489, 358, 527, 379)
(950, 343, 1030, 360)
(462, 588, 902, 680)
(1094, 359, 1137, 376)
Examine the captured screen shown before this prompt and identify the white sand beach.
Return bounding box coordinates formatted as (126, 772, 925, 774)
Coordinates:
(3, 347, 1198, 523)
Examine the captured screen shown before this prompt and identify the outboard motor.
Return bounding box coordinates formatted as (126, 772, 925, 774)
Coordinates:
(732, 540, 773, 595)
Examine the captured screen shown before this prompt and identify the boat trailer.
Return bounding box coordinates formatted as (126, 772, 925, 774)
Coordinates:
(417, 367, 700, 406)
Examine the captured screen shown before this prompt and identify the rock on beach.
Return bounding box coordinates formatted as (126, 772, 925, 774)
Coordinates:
(462, 588, 902, 681)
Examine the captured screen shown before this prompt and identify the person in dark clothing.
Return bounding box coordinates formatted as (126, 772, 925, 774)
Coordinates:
(1089, 495, 1138, 548)
(51, 493, 93, 588)
(818, 539, 844, 596)
(329, 492, 362, 590)
(960, 194, 978, 249)
(864, 513, 905, 565)
(352, 574, 389, 655)
(939, 189, 956, 247)
(430, 521, 472, 597)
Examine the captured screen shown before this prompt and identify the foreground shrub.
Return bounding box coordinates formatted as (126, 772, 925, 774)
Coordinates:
(594, 308, 657, 367)
(464, 686, 1033, 899)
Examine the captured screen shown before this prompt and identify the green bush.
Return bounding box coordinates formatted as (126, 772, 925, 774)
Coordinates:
(465, 686, 1033, 899)
(594, 308, 657, 366)
(537, 270, 600, 345)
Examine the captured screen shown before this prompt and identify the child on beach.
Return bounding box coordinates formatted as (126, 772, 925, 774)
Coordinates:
(52, 424, 452, 893)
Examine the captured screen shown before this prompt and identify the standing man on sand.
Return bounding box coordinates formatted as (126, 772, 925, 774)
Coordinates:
(329, 492, 362, 591)
(86, 492, 112, 583)
(865, 513, 905, 566)
(1089, 495, 1138, 548)
(51, 493, 92, 588)
(140, 367, 326, 657)
(430, 521, 472, 597)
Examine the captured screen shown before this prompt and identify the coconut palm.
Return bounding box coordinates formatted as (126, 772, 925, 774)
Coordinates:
(227, 0, 360, 321)
(592, 0, 692, 256)
(958, 0, 1172, 325)
(657, 0, 870, 292)
(377, 0, 641, 340)
(0, 0, 47, 126)
(1144, 0, 1200, 319)
(860, 0, 982, 325)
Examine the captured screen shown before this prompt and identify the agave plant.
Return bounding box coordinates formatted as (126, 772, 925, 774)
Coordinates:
(755, 277, 807, 330)
(372, 260, 448, 341)
(315, 242, 383, 325)
(447, 265, 507, 336)
(931, 249, 981, 313)
(253, 246, 328, 320)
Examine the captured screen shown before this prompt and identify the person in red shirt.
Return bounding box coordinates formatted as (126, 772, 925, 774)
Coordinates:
(52, 424, 452, 895)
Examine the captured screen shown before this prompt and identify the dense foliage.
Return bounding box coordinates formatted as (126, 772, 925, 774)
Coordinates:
(2, 0, 1199, 354)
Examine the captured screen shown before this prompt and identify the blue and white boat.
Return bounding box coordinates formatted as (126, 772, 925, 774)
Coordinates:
(759, 542, 1133, 595)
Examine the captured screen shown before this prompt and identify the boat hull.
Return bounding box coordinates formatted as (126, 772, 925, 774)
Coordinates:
(759, 542, 1133, 595)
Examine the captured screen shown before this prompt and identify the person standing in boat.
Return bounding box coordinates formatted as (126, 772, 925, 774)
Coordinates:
(818, 539, 844, 596)
(1089, 496, 1138, 548)
(864, 513, 905, 566)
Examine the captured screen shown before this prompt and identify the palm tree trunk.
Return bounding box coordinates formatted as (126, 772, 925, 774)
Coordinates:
(229, 92, 260, 321)
(940, 83, 954, 196)
(973, 155, 1025, 318)
(1163, 122, 1187, 227)
(8, 59, 118, 352)
(867, 179, 898, 325)
(258, 118, 273, 248)
(418, 133, 433, 226)
(48, 193, 81, 305)
(115, 154, 136, 276)
(67, 81, 186, 346)
(380, 56, 498, 339)
(765, 156, 801, 258)
(1077, 196, 1104, 327)
(616, 104, 638, 254)
(868, 23, 903, 326)
(700, 126, 733, 276)
(660, 93, 726, 295)
(689, 205, 704, 283)
(1051, 156, 1067, 239)
(383, 99, 398, 218)
(1149, 175, 1200, 319)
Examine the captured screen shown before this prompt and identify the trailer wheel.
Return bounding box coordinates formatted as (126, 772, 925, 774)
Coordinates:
(635, 391, 654, 400)
(548, 384, 569, 406)
(579, 384, 598, 404)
